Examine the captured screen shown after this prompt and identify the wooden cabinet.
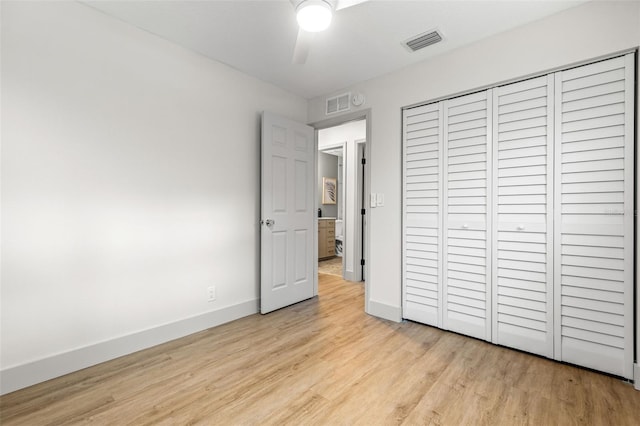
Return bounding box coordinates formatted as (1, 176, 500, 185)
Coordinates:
(318, 219, 335, 259)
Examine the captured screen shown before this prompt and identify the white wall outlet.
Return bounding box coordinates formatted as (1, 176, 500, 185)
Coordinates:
(370, 193, 377, 208)
(207, 285, 216, 302)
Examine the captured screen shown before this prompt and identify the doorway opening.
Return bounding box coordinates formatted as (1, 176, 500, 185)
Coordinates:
(316, 118, 367, 283)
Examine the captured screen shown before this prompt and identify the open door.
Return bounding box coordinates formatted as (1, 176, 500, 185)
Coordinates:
(260, 111, 316, 314)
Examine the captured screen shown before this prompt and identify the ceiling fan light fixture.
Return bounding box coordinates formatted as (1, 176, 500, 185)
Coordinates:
(296, 0, 333, 32)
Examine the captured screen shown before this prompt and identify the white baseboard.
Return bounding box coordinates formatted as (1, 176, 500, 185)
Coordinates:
(344, 268, 363, 283)
(344, 270, 355, 282)
(634, 363, 640, 391)
(367, 299, 402, 323)
(0, 299, 258, 395)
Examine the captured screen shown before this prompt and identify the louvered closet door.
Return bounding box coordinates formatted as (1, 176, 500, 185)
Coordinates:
(492, 76, 554, 357)
(443, 91, 491, 340)
(554, 54, 634, 379)
(402, 103, 442, 326)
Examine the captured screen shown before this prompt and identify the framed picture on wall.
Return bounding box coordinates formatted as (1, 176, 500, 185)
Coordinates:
(322, 177, 337, 204)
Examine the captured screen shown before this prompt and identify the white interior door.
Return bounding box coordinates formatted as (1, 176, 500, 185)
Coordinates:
(553, 54, 634, 379)
(261, 111, 316, 314)
(402, 102, 443, 327)
(442, 90, 492, 341)
(492, 75, 554, 357)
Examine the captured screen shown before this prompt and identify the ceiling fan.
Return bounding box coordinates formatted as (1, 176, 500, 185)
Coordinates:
(290, 0, 370, 64)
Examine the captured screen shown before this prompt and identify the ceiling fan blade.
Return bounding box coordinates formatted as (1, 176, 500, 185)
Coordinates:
(292, 28, 314, 64)
(335, 0, 369, 11)
(289, 0, 304, 9)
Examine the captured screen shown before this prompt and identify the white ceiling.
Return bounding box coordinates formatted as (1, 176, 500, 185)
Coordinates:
(84, 0, 585, 99)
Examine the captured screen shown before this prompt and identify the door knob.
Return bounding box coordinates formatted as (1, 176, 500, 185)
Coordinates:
(462, 224, 469, 229)
(264, 219, 275, 227)
(517, 225, 525, 230)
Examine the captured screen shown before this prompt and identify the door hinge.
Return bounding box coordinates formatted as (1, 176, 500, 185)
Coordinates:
(360, 259, 365, 266)
(361, 208, 366, 215)
(361, 158, 366, 165)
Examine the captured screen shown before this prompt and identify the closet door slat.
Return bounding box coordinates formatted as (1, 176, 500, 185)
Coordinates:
(554, 53, 634, 379)
(443, 91, 491, 341)
(403, 103, 442, 326)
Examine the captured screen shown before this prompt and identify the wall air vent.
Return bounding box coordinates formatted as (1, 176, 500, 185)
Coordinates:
(326, 93, 350, 115)
(403, 30, 443, 52)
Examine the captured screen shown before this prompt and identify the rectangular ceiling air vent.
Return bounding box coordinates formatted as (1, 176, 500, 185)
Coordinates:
(326, 93, 350, 115)
(404, 30, 443, 52)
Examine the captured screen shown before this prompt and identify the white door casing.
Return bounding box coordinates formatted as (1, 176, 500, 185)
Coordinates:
(261, 112, 315, 314)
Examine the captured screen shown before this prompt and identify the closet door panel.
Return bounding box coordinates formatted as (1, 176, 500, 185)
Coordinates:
(443, 91, 491, 340)
(403, 103, 443, 326)
(492, 75, 554, 357)
(554, 54, 634, 379)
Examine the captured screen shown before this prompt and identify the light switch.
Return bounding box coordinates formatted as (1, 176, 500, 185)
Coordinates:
(377, 193, 385, 207)
(370, 193, 377, 208)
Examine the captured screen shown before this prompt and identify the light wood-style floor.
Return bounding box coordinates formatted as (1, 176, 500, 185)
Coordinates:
(2, 273, 639, 425)
(318, 256, 343, 276)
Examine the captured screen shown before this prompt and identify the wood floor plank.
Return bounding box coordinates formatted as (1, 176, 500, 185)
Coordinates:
(2, 273, 639, 425)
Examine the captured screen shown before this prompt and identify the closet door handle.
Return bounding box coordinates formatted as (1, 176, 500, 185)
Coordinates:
(517, 225, 525, 231)
(462, 224, 469, 229)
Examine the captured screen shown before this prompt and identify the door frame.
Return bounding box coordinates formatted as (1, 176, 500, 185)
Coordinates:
(310, 109, 371, 312)
(355, 138, 366, 282)
(318, 143, 346, 278)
